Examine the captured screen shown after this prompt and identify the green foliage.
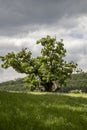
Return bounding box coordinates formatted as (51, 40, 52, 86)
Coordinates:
(0, 92, 87, 130)
(0, 36, 78, 91)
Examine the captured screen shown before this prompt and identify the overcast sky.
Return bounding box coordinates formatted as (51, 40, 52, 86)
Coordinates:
(0, 0, 87, 82)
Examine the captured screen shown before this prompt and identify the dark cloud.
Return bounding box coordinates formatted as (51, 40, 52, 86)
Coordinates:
(0, 0, 87, 82)
(0, 0, 87, 35)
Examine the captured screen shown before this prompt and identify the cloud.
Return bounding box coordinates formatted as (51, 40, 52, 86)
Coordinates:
(0, 0, 87, 36)
(0, 0, 87, 82)
(0, 15, 87, 66)
(0, 67, 25, 83)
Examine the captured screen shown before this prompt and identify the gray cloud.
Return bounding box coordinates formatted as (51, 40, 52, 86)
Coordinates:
(0, 43, 41, 58)
(0, 0, 87, 35)
(0, 0, 87, 82)
(0, 67, 25, 83)
(0, 67, 3, 73)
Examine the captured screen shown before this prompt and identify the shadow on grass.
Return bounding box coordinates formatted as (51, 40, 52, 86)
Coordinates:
(0, 91, 87, 130)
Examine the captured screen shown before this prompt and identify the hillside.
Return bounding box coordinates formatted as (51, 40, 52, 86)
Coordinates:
(0, 73, 87, 92)
(62, 72, 87, 93)
(0, 78, 25, 91)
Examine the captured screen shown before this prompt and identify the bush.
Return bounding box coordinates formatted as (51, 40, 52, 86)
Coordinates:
(69, 89, 83, 94)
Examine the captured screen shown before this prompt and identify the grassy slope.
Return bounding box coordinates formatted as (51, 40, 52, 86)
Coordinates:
(0, 92, 87, 130)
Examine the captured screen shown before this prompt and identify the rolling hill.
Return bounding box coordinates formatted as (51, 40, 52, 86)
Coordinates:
(0, 72, 87, 92)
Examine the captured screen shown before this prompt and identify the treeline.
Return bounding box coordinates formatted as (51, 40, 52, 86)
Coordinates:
(0, 78, 25, 91)
(60, 72, 87, 93)
(0, 72, 87, 92)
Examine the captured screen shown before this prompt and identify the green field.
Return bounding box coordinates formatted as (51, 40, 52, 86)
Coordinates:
(0, 92, 87, 130)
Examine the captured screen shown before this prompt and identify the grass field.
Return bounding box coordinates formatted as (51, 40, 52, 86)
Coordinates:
(0, 92, 87, 130)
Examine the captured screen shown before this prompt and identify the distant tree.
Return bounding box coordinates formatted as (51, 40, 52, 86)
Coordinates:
(0, 36, 78, 91)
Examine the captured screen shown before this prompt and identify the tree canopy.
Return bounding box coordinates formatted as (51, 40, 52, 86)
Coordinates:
(0, 36, 78, 91)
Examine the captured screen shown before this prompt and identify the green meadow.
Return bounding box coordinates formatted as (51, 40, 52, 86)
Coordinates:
(0, 92, 87, 130)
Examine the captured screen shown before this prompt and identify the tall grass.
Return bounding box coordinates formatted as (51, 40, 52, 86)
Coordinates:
(0, 92, 87, 130)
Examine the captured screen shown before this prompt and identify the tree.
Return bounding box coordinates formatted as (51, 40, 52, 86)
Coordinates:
(0, 36, 78, 91)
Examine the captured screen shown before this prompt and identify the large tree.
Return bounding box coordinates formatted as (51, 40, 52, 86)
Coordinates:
(0, 36, 78, 91)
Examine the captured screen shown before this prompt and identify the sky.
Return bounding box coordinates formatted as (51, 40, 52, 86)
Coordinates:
(0, 0, 87, 82)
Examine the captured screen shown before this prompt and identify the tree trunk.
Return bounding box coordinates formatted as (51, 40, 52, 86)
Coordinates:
(44, 82, 53, 92)
(40, 81, 53, 92)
